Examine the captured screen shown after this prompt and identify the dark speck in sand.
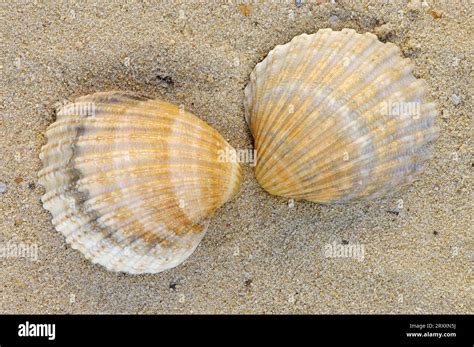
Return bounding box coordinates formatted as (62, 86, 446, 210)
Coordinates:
(151, 74, 174, 87)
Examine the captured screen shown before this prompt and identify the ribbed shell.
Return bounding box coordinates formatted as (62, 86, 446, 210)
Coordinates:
(39, 91, 242, 274)
(244, 28, 438, 203)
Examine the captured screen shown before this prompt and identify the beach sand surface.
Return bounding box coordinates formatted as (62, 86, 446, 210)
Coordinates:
(0, 0, 472, 313)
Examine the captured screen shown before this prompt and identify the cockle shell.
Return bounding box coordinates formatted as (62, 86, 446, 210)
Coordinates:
(244, 28, 438, 203)
(38, 91, 241, 274)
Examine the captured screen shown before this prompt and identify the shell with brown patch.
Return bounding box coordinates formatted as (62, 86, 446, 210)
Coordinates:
(38, 91, 242, 274)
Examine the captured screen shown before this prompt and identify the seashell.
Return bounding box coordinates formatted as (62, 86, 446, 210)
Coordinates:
(244, 28, 438, 203)
(39, 91, 241, 274)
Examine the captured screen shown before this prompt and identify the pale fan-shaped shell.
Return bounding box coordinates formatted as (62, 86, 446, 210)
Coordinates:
(39, 91, 241, 274)
(244, 28, 438, 203)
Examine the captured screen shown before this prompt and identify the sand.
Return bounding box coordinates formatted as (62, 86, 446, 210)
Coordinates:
(0, 0, 472, 314)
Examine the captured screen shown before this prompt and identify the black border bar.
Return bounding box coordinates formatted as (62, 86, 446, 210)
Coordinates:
(0, 314, 472, 346)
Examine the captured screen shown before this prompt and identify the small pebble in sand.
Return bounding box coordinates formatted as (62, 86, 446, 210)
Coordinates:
(0, 182, 7, 193)
(407, 0, 422, 12)
(430, 9, 443, 19)
(233, 246, 240, 257)
(402, 38, 421, 56)
(374, 23, 394, 40)
(295, 0, 303, 8)
(329, 15, 338, 23)
(452, 57, 460, 67)
(288, 9, 295, 20)
(13, 57, 21, 69)
(407, 0, 429, 12)
(123, 57, 131, 67)
(238, 4, 252, 17)
(450, 94, 462, 106)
